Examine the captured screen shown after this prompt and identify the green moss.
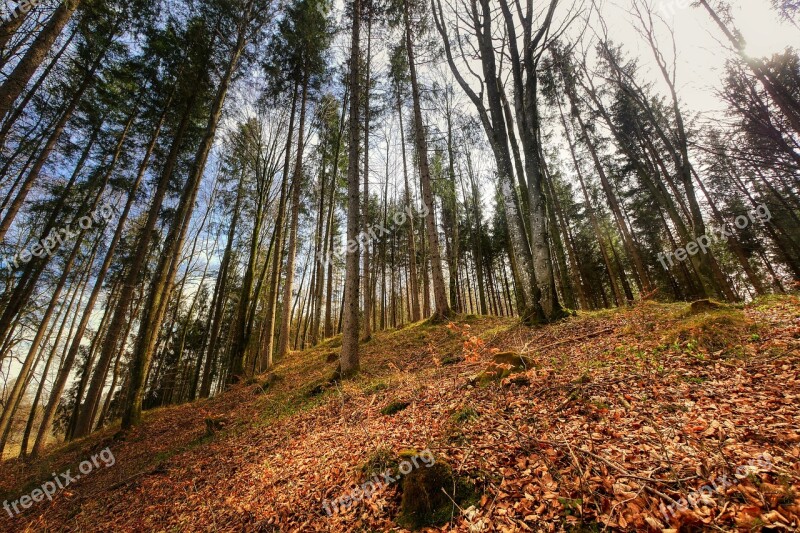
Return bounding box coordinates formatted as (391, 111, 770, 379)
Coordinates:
(204, 417, 225, 437)
(665, 307, 749, 356)
(451, 406, 479, 424)
(360, 446, 395, 479)
(440, 353, 464, 365)
(381, 400, 410, 416)
(364, 380, 389, 394)
(306, 383, 328, 397)
(397, 460, 478, 530)
(254, 373, 281, 394)
(322, 335, 343, 349)
(469, 352, 534, 386)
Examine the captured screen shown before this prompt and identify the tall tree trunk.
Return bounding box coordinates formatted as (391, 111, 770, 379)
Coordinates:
(122, 9, 252, 429)
(362, 14, 373, 340)
(697, 0, 800, 138)
(442, 101, 460, 311)
(0, 26, 77, 150)
(0, 9, 28, 62)
(259, 82, 298, 371)
(403, 0, 450, 320)
(30, 108, 146, 458)
(277, 75, 309, 363)
(322, 87, 347, 339)
(66, 278, 119, 439)
(0, 44, 108, 242)
(229, 168, 267, 379)
(558, 101, 625, 306)
(72, 79, 200, 439)
(396, 95, 421, 322)
(340, 0, 362, 377)
(18, 266, 86, 458)
(1, 219, 102, 454)
(0, 0, 83, 123)
(199, 178, 244, 398)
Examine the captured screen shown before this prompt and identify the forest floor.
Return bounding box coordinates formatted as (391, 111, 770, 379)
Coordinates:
(1, 295, 799, 532)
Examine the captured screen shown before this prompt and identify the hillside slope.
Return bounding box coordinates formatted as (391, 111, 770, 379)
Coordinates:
(1, 297, 799, 532)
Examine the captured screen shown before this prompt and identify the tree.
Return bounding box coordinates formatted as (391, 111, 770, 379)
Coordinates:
(340, 0, 363, 377)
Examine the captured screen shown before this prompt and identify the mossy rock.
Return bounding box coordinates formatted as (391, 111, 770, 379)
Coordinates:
(689, 299, 726, 314)
(440, 353, 464, 366)
(364, 381, 389, 394)
(360, 446, 395, 479)
(469, 352, 534, 385)
(397, 459, 477, 529)
(504, 374, 531, 387)
(306, 376, 333, 397)
(381, 400, 410, 416)
(254, 373, 281, 394)
(325, 336, 343, 349)
(204, 417, 226, 437)
(323, 351, 338, 363)
(667, 307, 749, 355)
(451, 406, 479, 423)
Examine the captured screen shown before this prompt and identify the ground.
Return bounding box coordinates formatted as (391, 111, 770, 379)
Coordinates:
(1, 296, 799, 532)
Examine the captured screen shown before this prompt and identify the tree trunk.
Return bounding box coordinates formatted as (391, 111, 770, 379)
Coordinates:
(0, 0, 83, 123)
(0, 44, 108, 242)
(30, 108, 145, 457)
(340, 0, 362, 377)
(396, 95, 421, 322)
(259, 82, 298, 371)
(72, 80, 200, 439)
(276, 75, 309, 363)
(362, 14, 373, 340)
(121, 8, 251, 429)
(403, 0, 449, 320)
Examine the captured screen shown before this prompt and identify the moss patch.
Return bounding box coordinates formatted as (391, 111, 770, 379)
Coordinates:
(360, 446, 395, 480)
(364, 380, 389, 394)
(689, 299, 725, 314)
(665, 306, 749, 355)
(451, 406, 479, 424)
(253, 373, 281, 394)
(469, 352, 534, 385)
(440, 353, 464, 365)
(397, 459, 477, 529)
(381, 400, 410, 416)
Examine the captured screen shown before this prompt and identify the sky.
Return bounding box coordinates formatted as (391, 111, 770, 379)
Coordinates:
(598, 0, 798, 117)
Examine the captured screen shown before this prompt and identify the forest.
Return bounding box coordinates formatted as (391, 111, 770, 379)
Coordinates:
(0, 0, 798, 530)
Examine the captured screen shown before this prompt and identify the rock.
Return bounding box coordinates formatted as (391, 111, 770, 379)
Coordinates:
(398, 461, 454, 529)
(469, 352, 534, 386)
(690, 299, 723, 313)
(397, 454, 478, 529)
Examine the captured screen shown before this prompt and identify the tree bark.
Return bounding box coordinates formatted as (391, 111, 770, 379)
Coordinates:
(0, 0, 83, 123)
(340, 0, 362, 377)
(121, 7, 252, 429)
(403, 0, 450, 321)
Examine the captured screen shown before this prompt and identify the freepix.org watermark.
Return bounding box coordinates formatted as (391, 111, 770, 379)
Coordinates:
(658, 453, 774, 522)
(1, 0, 41, 23)
(319, 203, 429, 268)
(322, 448, 435, 516)
(657, 204, 772, 271)
(657, 0, 691, 18)
(3, 447, 115, 518)
(1, 203, 114, 274)
(0, 0, 78, 23)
